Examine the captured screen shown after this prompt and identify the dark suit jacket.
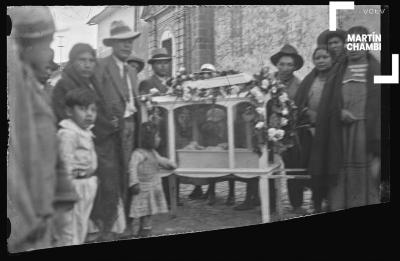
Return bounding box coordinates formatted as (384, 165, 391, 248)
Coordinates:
(94, 55, 142, 144)
(139, 74, 168, 95)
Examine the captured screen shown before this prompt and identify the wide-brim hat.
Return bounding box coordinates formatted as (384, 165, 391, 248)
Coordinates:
(270, 44, 304, 71)
(148, 48, 172, 64)
(103, 20, 141, 47)
(127, 53, 145, 73)
(317, 29, 347, 45)
(8, 6, 66, 39)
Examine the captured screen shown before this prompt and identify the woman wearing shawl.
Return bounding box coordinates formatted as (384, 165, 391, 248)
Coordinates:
(294, 45, 336, 213)
(52, 43, 121, 242)
(309, 26, 381, 212)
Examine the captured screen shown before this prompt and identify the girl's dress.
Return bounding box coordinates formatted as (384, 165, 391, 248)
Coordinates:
(128, 149, 174, 218)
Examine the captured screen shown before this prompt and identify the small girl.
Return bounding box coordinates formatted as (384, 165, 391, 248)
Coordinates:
(128, 122, 177, 237)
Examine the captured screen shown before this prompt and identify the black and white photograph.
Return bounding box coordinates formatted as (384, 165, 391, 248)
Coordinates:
(7, 4, 390, 254)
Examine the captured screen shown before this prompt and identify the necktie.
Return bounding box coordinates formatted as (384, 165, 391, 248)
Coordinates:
(122, 65, 130, 102)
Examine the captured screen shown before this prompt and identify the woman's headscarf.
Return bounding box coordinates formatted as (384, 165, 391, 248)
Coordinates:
(68, 43, 96, 63)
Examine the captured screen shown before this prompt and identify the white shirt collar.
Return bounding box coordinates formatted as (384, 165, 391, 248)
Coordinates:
(59, 119, 95, 139)
(112, 55, 126, 70)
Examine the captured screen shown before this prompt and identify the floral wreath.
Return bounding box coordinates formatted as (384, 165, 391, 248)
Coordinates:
(140, 66, 301, 156)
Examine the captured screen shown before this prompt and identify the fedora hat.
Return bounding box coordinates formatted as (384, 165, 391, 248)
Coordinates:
(9, 6, 58, 39)
(317, 29, 347, 45)
(127, 53, 145, 73)
(270, 44, 304, 71)
(103, 20, 141, 47)
(148, 48, 172, 64)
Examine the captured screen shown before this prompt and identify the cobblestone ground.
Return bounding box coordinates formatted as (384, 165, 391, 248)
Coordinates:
(146, 180, 315, 237)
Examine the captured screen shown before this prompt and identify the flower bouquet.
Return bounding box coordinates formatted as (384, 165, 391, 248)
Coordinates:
(247, 66, 299, 159)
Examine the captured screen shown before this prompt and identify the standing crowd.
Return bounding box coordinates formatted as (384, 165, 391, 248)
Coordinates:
(8, 6, 382, 252)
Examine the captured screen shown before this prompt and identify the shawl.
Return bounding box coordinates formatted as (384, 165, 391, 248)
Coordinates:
(308, 53, 381, 184)
(52, 63, 116, 142)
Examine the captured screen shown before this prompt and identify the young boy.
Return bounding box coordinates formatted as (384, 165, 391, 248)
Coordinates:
(53, 88, 98, 246)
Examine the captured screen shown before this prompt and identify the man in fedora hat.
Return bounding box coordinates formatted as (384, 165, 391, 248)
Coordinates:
(235, 44, 304, 212)
(8, 6, 78, 252)
(270, 44, 304, 100)
(139, 48, 172, 94)
(317, 29, 347, 62)
(91, 20, 142, 241)
(138, 48, 183, 208)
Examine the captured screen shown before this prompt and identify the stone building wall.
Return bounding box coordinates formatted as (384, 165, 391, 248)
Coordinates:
(214, 5, 381, 80)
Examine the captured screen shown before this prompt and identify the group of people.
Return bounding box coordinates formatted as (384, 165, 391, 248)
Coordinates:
(7, 6, 382, 253)
(8, 7, 179, 252)
(234, 26, 381, 215)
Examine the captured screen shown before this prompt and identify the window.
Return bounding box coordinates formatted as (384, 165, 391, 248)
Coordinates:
(160, 30, 176, 76)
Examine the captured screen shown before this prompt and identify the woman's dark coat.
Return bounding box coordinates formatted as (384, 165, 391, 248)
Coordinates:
(308, 54, 381, 191)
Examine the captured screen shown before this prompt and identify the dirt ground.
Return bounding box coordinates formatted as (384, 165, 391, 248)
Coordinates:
(146, 180, 315, 237)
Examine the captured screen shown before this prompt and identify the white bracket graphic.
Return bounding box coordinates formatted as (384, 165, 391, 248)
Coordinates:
(374, 54, 399, 84)
(329, 1, 354, 31)
(329, 1, 398, 84)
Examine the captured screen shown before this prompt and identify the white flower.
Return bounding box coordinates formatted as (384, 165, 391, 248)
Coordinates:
(250, 86, 262, 96)
(281, 108, 289, 116)
(268, 128, 277, 138)
(279, 93, 289, 103)
(256, 107, 266, 115)
(281, 117, 288, 126)
(176, 85, 183, 90)
(182, 93, 192, 101)
(271, 86, 277, 93)
(179, 67, 186, 73)
(189, 74, 195, 78)
(275, 129, 285, 140)
(261, 79, 270, 88)
(181, 75, 187, 80)
(255, 121, 265, 129)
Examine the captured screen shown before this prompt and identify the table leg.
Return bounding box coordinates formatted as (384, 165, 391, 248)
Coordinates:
(259, 175, 270, 223)
(169, 174, 177, 218)
(275, 177, 283, 220)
